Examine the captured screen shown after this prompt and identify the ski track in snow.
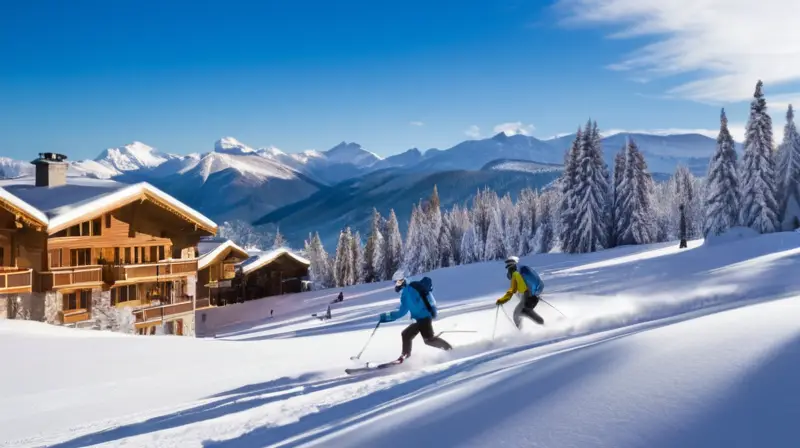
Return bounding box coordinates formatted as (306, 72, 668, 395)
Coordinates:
(3, 233, 800, 447)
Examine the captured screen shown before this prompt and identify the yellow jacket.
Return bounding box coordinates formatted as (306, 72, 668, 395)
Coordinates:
(498, 270, 528, 304)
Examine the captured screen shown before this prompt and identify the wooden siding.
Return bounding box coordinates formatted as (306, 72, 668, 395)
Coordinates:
(40, 266, 103, 290)
(133, 299, 194, 323)
(104, 259, 198, 284)
(0, 268, 33, 293)
(61, 309, 91, 324)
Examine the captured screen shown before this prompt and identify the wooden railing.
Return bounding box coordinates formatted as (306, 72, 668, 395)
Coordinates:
(0, 268, 33, 292)
(133, 299, 194, 323)
(105, 259, 198, 283)
(41, 266, 103, 290)
(61, 309, 90, 324)
(196, 298, 211, 309)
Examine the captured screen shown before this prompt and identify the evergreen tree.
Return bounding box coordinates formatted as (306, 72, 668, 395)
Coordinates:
(384, 209, 403, 278)
(517, 188, 538, 255)
(618, 138, 656, 245)
(777, 105, 800, 230)
(703, 108, 741, 237)
(559, 128, 582, 253)
(572, 119, 611, 253)
(272, 226, 287, 249)
(740, 80, 780, 233)
(333, 227, 354, 287)
(673, 164, 698, 240)
(403, 204, 424, 275)
(610, 145, 627, 247)
(460, 223, 479, 264)
(422, 186, 443, 272)
(351, 231, 363, 284)
(304, 232, 332, 289)
(362, 209, 382, 283)
(484, 208, 505, 260)
(533, 190, 556, 253)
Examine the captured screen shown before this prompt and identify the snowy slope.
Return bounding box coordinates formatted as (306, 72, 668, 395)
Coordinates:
(3, 232, 800, 447)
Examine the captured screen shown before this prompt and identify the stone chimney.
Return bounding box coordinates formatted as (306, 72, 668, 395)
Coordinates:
(31, 152, 68, 187)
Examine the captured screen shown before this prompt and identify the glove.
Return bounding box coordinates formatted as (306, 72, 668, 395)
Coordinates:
(378, 313, 389, 323)
(496, 297, 510, 306)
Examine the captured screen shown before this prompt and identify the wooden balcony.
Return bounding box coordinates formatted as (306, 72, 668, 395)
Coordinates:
(0, 268, 33, 294)
(132, 299, 194, 323)
(41, 266, 103, 290)
(61, 309, 91, 324)
(196, 298, 211, 309)
(104, 259, 198, 284)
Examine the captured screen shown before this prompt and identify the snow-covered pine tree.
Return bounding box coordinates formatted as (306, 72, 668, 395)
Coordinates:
(351, 231, 363, 284)
(484, 207, 506, 260)
(272, 226, 287, 249)
(471, 187, 498, 255)
(460, 222, 479, 264)
(559, 128, 582, 253)
(673, 164, 698, 240)
(533, 190, 557, 253)
(362, 208, 382, 283)
(450, 205, 471, 265)
(304, 232, 329, 289)
(422, 186, 443, 272)
(777, 105, 800, 230)
(384, 209, 403, 279)
(740, 80, 780, 234)
(517, 188, 538, 255)
(333, 228, 353, 287)
(572, 120, 611, 253)
(703, 108, 741, 237)
(403, 204, 423, 276)
(610, 145, 627, 247)
(618, 138, 657, 245)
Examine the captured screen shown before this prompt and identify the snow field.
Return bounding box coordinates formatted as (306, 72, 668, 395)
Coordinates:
(2, 231, 800, 447)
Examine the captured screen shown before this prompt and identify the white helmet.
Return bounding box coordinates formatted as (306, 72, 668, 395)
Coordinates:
(505, 256, 519, 269)
(392, 269, 406, 282)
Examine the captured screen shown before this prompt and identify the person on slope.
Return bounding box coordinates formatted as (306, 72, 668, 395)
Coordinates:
(378, 271, 452, 362)
(496, 256, 545, 329)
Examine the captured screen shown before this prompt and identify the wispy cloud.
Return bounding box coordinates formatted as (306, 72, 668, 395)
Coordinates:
(493, 121, 535, 136)
(558, 0, 800, 107)
(409, 121, 424, 127)
(465, 125, 481, 139)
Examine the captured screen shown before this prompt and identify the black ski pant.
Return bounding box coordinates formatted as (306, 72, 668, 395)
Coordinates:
(401, 318, 452, 357)
(513, 291, 545, 329)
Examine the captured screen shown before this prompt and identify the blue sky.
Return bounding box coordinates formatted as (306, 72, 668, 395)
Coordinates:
(1, 0, 796, 160)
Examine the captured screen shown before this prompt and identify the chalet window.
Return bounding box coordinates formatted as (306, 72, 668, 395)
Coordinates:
(158, 246, 165, 261)
(124, 247, 131, 264)
(114, 247, 120, 265)
(81, 221, 90, 236)
(111, 284, 137, 305)
(105, 214, 111, 228)
(209, 266, 219, 282)
(150, 246, 158, 262)
(49, 249, 63, 268)
(63, 289, 91, 311)
(52, 229, 67, 238)
(70, 248, 92, 266)
(68, 224, 80, 237)
(134, 247, 139, 264)
(0, 247, 4, 266)
(92, 218, 101, 236)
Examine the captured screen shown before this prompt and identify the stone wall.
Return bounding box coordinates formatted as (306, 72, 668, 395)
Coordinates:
(0, 294, 7, 318)
(2, 292, 43, 321)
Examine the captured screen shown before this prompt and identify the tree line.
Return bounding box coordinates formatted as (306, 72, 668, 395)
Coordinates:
(283, 80, 800, 290)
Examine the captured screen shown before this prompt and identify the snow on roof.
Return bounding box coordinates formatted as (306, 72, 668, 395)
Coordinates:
(0, 176, 217, 233)
(238, 248, 310, 275)
(0, 186, 48, 225)
(198, 239, 249, 270)
(198, 237, 229, 256)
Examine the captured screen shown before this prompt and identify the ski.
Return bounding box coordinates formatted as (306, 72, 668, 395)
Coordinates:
(345, 359, 403, 375)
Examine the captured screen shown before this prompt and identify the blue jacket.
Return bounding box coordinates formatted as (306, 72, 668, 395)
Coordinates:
(380, 285, 438, 323)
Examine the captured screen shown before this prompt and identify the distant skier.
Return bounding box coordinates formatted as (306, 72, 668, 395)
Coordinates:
(496, 256, 545, 329)
(378, 271, 452, 362)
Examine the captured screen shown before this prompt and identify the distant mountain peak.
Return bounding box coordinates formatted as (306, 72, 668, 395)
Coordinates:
(492, 132, 509, 141)
(322, 141, 382, 167)
(93, 141, 173, 173)
(215, 137, 255, 155)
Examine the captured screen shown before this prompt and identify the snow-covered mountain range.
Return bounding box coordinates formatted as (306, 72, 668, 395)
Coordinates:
(0, 131, 727, 227)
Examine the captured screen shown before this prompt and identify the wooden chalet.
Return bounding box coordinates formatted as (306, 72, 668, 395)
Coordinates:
(235, 248, 310, 303)
(196, 237, 249, 306)
(0, 152, 218, 335)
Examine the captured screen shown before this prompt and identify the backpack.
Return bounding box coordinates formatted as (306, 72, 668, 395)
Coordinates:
(519, 265, 544, 296)
(409, 276, 437, 319)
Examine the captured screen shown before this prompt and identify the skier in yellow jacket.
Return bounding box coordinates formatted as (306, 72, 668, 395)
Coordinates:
(496, 256, 544, 329)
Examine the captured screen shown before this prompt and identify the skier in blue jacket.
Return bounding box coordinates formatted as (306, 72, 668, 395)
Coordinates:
(378, 271, 452, 362)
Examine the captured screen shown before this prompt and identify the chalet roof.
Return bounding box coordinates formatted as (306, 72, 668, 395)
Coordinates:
(198, 239, 249, 270)
(238, 247, 310, 275)
(0, 176, 217, 234)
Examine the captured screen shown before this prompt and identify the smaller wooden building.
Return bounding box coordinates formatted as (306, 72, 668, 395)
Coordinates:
(196, 238, 249, 306)
(237, 249, 310, 301)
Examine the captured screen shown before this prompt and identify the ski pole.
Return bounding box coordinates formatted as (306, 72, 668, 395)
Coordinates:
(434, 330, 477, 338)
(500, 305, 517, 328)
(491, 305, 500, 340)
(540, 297, 567, 318)
(351, 321, 380, 361)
